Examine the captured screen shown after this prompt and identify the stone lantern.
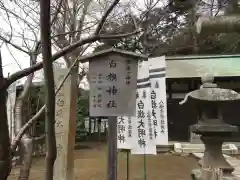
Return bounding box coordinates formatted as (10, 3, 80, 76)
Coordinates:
(180, 74, 240, 180)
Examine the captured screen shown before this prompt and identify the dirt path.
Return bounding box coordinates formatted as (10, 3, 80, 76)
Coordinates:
(9, 143, 197, 180)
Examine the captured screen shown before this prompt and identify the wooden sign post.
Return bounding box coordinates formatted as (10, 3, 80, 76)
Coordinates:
(88, 48, 147, 180)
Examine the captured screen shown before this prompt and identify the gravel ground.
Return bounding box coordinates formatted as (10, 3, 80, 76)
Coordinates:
(9, 142, 197, 180)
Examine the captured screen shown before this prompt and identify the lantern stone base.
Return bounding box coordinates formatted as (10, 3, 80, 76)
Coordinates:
(191, 169, 240, 180)
(190, 135, 240, 180)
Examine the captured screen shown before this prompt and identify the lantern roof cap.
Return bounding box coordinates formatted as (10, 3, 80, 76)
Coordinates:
(180, 74, 240, 104)
(188, 88, 240, 101)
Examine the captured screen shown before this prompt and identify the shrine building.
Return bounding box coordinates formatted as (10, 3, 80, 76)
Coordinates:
(166, 54, 240, 141)
(15, 54, 240, 142)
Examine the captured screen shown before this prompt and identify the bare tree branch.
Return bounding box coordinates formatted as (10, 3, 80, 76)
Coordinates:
(0, 2, 13, 43)
(5, 44, 22, 69)
(6, 30, 140, 89)
(76, 0, 92, 40)
(95, 0, 120, 34)
(0, 0, 62, 58)
(11, 43, 90, 153)
(11, 105, 45, 153)
(51, 23, 98, 39)
(138, 0, 162, 24)
(32, 134, 45, 141)
(51, 0, 64, 26)
(9, 0, 141, 157)
(0, 36, 29, 54)
(0, 1, 39, 54)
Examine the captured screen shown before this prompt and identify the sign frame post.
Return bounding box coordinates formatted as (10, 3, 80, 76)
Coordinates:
(108, 116, 117, 180)
(87, 48, 147, 180)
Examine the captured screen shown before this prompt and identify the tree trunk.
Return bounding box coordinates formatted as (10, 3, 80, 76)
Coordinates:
(0, 88, 11, 179)
(14, 53, 35, 180)
(15, 99, 24, 165)
(16, 110, 34, 180)
(0, 52, 11, 179)
(189, 0, 198, 53)
(15, 99, 29, 167)
(40, 0, 57, 179)
(17, 138, 33, 180)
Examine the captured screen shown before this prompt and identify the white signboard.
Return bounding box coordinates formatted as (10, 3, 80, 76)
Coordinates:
(7, 81, 17, 141)
(84, 117, 89, 132)
(101, 119, 106, 133)
(149, 56, 168, 145)
(103, 119, 108, 132)
(91, 119, 95, 134)
(53, 68, 72, 180)
(94, 120, 98, 133)
(117, 116, 133, 149)
(131, 61, 156, 155)
(89, 55, 138, 117)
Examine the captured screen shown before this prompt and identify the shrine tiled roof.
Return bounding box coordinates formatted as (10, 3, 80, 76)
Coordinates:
(166, 54, 240, 78)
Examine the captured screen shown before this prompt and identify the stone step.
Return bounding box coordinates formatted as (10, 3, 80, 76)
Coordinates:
(174, 143, 238, 155)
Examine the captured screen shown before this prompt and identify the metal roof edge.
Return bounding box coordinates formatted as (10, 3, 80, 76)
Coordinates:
(166, 54, 240, 60)
(80, 48, 148, 62)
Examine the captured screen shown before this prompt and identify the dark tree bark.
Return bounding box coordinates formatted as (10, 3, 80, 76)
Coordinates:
(40, 0, 56, 180)
(0, 51, 11, 180)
